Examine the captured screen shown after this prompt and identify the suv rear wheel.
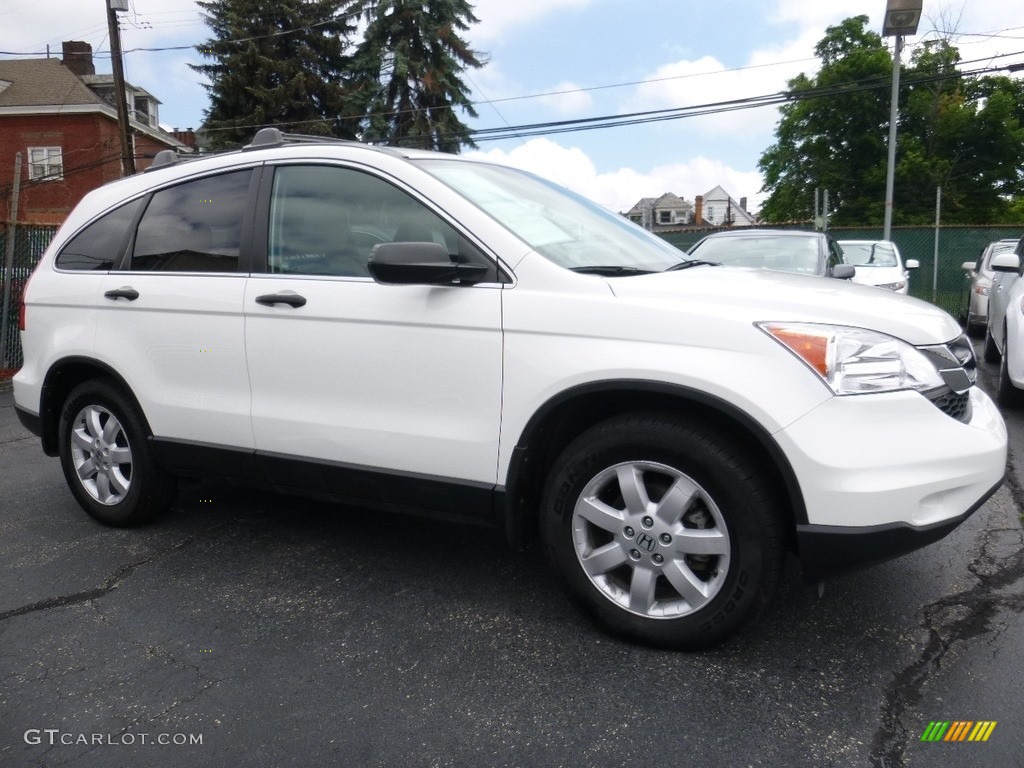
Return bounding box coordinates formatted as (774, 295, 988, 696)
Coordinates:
(58, 379, 176, 526)
(540, 412, 784, 650)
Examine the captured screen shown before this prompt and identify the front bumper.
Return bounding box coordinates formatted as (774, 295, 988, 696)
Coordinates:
(796, 477, 1002, 581)
(774, 386, 1007, 580)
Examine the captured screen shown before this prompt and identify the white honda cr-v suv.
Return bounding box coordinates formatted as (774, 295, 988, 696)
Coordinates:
(14, 129, 1007, 649)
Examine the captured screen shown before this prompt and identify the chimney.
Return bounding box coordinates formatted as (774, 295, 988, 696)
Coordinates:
(740, 196, 748, 212)
(694, 195, 703, 226)
(62, 41, 95, 77)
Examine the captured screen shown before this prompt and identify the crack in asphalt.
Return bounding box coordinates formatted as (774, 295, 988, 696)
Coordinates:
(869, 464, 1024, 768)
(0, 523, 232, 622)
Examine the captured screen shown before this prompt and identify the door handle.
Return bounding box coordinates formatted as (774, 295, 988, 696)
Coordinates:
(104, 287, 139, 301)
(255, 292, 307, 308)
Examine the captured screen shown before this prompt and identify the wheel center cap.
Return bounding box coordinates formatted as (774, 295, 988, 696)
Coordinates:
(634, 532, 657, 553)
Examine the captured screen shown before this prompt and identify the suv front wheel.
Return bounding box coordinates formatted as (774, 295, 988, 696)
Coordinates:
(540, 412, 784, 650)
(58, 379, 177, 526)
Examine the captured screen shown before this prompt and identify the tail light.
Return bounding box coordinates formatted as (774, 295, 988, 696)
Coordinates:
(18, 272, 32, 331)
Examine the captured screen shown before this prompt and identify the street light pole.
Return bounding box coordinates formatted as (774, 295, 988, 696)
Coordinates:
(880, 0, 922, 241)
(882, 35, 903, 241)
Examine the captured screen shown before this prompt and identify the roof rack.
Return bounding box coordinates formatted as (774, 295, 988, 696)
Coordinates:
(242, 127, 366, 151)
(144, 149, 185, 173)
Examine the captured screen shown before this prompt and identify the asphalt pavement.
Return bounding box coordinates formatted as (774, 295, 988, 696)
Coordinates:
(1, 368, 1022, 768)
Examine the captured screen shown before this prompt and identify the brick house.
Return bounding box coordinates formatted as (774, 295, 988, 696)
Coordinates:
(0, 42, 188, 225)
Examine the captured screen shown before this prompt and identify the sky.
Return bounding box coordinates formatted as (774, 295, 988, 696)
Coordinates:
(1, 0, 1023, 214)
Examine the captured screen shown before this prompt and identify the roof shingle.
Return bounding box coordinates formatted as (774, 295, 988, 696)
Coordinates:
(0, 58, 103, 108)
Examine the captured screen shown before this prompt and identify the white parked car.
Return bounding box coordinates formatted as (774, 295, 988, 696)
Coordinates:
(13, 129, 1007, 649)
(982, 240, 1024, 404)
(960, 238, 1020, 335)
(837, 240, 919, 294)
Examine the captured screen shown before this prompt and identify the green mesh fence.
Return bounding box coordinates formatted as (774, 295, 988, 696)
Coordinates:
(659, 225, 1024, 318)
(0, 224, 58, 371)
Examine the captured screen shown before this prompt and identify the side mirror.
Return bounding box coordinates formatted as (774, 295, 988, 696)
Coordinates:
(368, 241, 487, 285)
(831, 264, 856, 280)
(990, 253, 1021, 273)
(905, 259, 920, 270)
(961, 261, 976, 272)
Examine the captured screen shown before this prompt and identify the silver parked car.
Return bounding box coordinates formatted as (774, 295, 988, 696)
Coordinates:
(837, 240, 919, 294)
(686, 229, 855, 279)
(961, 238, 1020, 335)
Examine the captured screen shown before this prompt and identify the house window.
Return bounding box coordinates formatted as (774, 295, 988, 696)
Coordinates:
(658, 211, 672, 224)
(135, 96, 156, 126)
(28, 147, 63, 181)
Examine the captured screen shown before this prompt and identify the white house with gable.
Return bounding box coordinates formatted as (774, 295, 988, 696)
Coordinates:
(701, 185, 756, 226)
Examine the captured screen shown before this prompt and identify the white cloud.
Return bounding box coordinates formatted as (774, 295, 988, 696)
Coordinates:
(467, 138, 764, 214)
(471, 0, 593, 44)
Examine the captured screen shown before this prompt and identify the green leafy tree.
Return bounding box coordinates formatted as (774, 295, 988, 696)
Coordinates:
(348, 0, 484, 152)
(758, 16, 892, 224)
(758, 16, 1024, 225)
(192, 0, 359, 148)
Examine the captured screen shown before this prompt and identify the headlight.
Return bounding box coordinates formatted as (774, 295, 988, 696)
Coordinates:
(759, 323, 945, 395)
(878, 281, 906, 291)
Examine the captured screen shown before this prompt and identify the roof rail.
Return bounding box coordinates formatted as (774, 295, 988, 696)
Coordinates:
(242, 127, 366, 151)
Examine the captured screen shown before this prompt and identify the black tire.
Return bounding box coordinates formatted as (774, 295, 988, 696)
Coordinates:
(983, 326, 1000, 364)
(997, 346, 1024, 408)
(58, 378, 176, 526)
(539, 412, 785, 650)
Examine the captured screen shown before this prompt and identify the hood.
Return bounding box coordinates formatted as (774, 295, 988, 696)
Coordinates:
(609, 266, 961, 346)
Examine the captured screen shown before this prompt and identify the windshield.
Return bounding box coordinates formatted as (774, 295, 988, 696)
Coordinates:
(687, 235, 822, 275)
(417, 160, 687, 271)
(839, 242, 898, 267)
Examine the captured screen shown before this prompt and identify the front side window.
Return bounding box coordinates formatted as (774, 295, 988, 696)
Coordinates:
(827, 239, 844, 269)
(131, 170, 252, 272)
(268, 165, 495, 280)
(28, 147, 63, 181)
(56, 198, 144, 271)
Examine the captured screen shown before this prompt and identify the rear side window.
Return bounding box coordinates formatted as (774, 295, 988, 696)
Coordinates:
(55, 198, 144, 270)
(131, 170, 252, 272)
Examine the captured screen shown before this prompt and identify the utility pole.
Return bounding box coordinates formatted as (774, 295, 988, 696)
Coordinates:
(106, 0, 135, 176)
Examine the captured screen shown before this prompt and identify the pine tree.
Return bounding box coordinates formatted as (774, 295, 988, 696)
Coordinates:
(191, 0, 359, 148)
(349, 0, 483, 153)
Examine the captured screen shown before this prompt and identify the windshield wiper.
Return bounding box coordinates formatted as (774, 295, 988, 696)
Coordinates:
(569, 265, 655, 276)
(663, 259, 722, 272)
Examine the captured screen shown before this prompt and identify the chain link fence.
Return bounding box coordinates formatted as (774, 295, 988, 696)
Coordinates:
(0, 223, 58, 373)
(659, 224, 1024, 317)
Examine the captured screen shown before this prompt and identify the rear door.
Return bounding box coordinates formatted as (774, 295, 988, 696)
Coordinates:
(95, 168, 259, 455)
